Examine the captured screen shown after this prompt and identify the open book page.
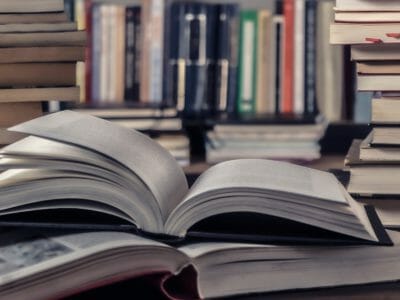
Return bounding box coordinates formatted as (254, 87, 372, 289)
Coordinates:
(184, 159, 348, 204)
(0, 228, 187, 299)
(9, 111, 189, 221)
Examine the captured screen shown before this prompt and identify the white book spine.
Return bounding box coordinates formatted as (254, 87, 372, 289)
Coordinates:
(294, 0, 305, 115)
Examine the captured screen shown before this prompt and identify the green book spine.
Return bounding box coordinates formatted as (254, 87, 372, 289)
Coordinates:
(238, 10, 258, 114)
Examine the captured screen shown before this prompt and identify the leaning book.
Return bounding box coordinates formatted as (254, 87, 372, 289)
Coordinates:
(0, 111, 391, 246)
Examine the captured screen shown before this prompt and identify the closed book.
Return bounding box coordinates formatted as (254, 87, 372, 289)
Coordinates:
(335, 0, 400, 11)
(282, 0, 295, 114)
(358, 75, 400, 91)
(0, 102, 43, 127)
(238, 10, 258, 114)
(0, 63, 76, 88)
(0, 47, 85, 63)
(0, 87, 80, 102)
(371, 98, 400, 124)
(331, 23, 400, 45)
(357, 62, 400, 75)
(0, 0, 64, 13)
(215, 4, 240, 114)
(0, 12, 69, 24)
(0, 31, 86, 47)
(352, 44, 400, 61)
(0, 22, 77, 33)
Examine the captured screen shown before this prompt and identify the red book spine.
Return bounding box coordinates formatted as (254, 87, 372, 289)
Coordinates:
(84, 0, 93, 103)
(282, 0, 294, 114)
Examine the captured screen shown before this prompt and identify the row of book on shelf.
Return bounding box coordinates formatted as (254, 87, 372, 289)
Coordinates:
(331, 0, 400, 230)
(77, 0, 345, 120)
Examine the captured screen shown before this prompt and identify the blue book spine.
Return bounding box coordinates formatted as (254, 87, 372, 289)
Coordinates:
(215, 4, 240, 114)
(304, 0, 317, 115)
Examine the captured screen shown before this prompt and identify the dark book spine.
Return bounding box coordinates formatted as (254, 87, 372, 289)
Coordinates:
(167, 2, 187, 111)
(91, 3, 101, 103)
(132, 7, 141, 103)
(162, 0, 174, 107)
(304, 0, 317, 114)
(205, 4, 218, 114)
(275, 19, 282, 114)
(64, 0, 75, 21)
(215, 4, 239, 114)
(124, 6, 140, 102)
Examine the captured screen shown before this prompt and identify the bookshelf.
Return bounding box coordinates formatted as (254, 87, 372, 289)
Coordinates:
(61, 0, 368, 168)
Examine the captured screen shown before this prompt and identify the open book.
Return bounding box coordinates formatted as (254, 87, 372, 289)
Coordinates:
(1, 228, 400, 300)
(0, 111, 391, 245)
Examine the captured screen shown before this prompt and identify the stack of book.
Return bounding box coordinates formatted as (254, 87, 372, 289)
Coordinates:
(331, 0, 400, 229)
(206, 117, 326, 164)
(0, 0, 86, 145)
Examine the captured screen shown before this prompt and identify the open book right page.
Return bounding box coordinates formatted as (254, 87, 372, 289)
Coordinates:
(167, 159, 380, 243)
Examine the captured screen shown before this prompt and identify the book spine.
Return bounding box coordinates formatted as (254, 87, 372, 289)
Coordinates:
(124, 7, 135, 102)
(294, 0, 305, 115)
(85, 0, 93, 103)
(116, 6, 126, 103)
(140, 0, 164, 104)
(256, 10, 273, 114)
(91, 3, 101, 103)
(204, 4, 218, 114)
(282, 0, 294, 114)
(185, 3, 217, 114)
(162, 0, 173, 107)
(238, 10, 258, 115)
(99, 5, 110, 103)
(108, 5, 118, 103)
(304, 0, 317, 115)
(133, 8, 142, 103)
(215, 4, 239, 114)
(168, 2, 187, 111)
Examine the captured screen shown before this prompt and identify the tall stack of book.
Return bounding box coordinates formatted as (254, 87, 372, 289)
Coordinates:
(0, 0, 86, 146)
(331, 0, 400, 229)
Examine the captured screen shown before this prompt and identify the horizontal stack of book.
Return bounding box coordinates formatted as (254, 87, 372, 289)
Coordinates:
(73, 107, 190, 166)
(331, 0, 400, 229)
(80, 0, 344, 120)
(0, 0, 86, 145)
(206, 117, 326, 163)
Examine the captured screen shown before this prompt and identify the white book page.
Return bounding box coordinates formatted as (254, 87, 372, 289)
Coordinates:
(184, 159, 348, 205)
(9, 111, 189, 220)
